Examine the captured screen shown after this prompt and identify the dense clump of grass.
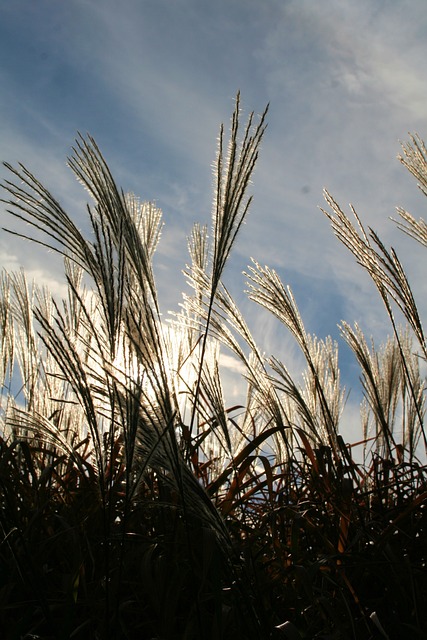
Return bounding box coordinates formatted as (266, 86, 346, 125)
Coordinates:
(0, 97, 426, 639)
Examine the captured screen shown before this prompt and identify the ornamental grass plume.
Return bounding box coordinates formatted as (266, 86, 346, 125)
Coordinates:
(0, 97, 426, 639)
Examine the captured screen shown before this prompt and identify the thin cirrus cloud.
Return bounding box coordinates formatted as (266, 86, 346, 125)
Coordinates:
(0, 0, 426, 422)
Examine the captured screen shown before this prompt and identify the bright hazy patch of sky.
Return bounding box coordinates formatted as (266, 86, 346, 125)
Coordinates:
(1, 0, 426, 442)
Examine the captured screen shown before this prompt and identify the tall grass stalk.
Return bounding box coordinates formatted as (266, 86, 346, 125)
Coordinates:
(0, 99, 426, 639)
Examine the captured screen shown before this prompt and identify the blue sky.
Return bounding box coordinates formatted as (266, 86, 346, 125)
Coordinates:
(1, 0, 426, 437)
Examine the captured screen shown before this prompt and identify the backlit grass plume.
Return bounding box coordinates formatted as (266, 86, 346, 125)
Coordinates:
(0, 98, 426, 639)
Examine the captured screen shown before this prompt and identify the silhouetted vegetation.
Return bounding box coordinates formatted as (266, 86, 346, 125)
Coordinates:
(0, 97, 426, 639)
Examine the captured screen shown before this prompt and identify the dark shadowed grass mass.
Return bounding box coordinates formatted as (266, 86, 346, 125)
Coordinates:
(0, 96, 426, 639)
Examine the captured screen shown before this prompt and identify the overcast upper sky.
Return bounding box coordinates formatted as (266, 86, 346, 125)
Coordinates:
(1, 0, 426, 434)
